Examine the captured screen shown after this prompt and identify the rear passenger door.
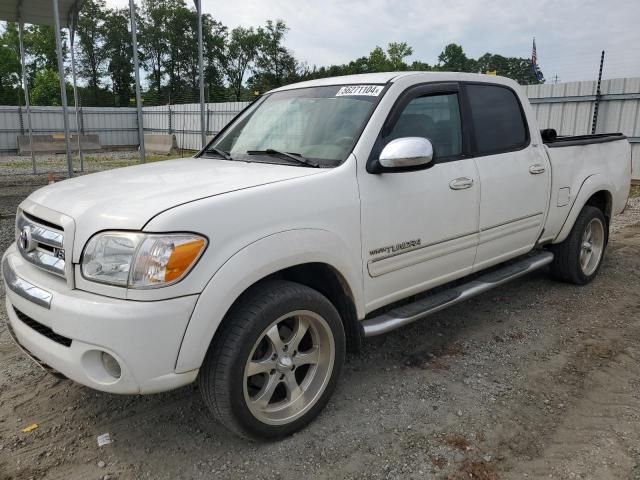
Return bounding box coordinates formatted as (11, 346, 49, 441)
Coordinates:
(465, 83, 551, 271)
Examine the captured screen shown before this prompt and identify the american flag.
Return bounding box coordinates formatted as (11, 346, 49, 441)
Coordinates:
(531, 38, 543, 81)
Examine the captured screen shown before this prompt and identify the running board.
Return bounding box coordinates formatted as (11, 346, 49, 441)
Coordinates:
(361, 251, 554, 337)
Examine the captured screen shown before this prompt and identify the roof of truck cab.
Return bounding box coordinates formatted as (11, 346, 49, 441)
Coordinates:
(268, 71, 519, 93)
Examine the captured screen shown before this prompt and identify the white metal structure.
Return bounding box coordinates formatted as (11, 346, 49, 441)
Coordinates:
(2, 72, 632, 439)
(128, 0, 144, 163)
(0, 0, 83, 176)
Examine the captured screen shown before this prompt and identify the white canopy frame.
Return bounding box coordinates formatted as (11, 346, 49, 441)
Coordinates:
(68, 9, 84, 171)
(2, 0, 209, 173)
(1, 0, 83, 176)
(195, 0, 205, 149)
(128, 0, 145, 163)
(16, 17, 35, 173)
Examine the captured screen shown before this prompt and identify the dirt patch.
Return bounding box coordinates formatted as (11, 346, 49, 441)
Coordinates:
(451, 461, 497, 480)
(443, 433, 471, 451)
(431, 455, 448, 469)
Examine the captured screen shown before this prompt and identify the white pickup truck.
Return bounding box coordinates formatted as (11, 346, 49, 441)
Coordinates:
(2, 72, 632, 439)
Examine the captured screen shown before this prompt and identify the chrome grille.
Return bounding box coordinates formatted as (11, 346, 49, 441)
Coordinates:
(16, 211, 66, 278)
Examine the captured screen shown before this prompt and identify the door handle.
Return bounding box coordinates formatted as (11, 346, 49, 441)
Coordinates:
(449, 177, 474, 190)
(529, 164, 546, 175)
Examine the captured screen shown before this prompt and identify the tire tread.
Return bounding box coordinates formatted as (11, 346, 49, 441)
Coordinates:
(550, 206, 606, 285)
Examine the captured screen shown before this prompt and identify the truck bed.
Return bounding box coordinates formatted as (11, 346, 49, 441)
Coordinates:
(541, 133, 631, 244)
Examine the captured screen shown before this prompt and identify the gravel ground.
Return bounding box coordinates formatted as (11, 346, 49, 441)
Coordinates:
(0, 151, 185, 177)
(0, 176, 639, 480)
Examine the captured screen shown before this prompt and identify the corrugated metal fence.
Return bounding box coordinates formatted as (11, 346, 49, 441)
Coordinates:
(0, 78, 638, 179)
(0, 106, 139, 153)
(143, 102, 250, 150)
(0, 102, 249, 153)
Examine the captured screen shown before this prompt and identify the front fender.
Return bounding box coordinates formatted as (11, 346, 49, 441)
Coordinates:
(174, 229, 364, 373)
(553, 174, 613, 244)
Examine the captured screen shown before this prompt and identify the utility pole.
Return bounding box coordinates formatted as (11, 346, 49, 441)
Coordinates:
(591, 50, 605, 135)
(553, 74, 560, 84)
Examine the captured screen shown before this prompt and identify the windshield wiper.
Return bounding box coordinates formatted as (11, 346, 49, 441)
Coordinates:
(247, 149, 319, 168)
(203, 147, 232, 160)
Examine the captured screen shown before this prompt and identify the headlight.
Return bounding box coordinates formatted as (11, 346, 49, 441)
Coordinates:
(81, 232, 207, 288)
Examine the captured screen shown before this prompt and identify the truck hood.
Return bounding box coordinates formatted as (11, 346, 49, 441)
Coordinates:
(25, 157, 320, 248)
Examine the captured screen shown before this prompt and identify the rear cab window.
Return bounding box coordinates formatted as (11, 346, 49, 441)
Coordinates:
(465, 84, 529, 155)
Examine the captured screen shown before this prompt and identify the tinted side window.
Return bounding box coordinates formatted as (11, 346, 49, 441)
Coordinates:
(466, 84, 528, 155)
(387, 93, 462, 158)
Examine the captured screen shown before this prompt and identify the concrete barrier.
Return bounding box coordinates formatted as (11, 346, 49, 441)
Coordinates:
(17, 134, 101, 155)
(144, 134, 178, 155)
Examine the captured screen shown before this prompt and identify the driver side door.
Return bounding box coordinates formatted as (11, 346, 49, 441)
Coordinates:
(357, 83, 481, 312)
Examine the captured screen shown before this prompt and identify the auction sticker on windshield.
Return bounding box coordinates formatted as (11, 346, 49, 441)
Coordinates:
(335, 85, 384, 97)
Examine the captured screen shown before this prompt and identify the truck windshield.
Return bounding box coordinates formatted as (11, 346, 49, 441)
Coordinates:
(204, 85, 385, 167)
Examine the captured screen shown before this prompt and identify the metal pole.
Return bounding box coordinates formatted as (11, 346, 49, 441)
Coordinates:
(205, 103, 209, 137)
(129, 0, 145, 163)
(52, 0, 73, 177)
(591, 50, 605, 135)
(18, 20, 36, 174)
(69, 14, 84, 172)
(195, 0, 206, 148)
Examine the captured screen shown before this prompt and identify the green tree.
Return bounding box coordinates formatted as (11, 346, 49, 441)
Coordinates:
(221, 26, 262, 100)
(103, 9, 134, 106)
(161, 2, 199, 103)
(251, 19, 298, 92)
(139, 0, 173, 100)
(76, 0, 109, 105)
(410, 60, 433, 71)
(31, 68, 62, 105)
(202, 15, 227, 101)
(476, 53, 543, 84)
(367, 46, 391, 72)
(437, 43, 476, 72)
(387, 41, 413, 70)
(26, 25, 65, 78)
(0, 24, 21, 87)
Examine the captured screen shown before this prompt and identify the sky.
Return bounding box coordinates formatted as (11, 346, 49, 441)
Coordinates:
(107, 0, 640, 83)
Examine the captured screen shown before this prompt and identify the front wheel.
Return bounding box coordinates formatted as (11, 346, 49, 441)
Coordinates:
(198, 280, 345, 440)
(550, 205, 607, 285)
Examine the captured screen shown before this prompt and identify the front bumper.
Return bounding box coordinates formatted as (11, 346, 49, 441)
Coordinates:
(2, 244, 199, 394)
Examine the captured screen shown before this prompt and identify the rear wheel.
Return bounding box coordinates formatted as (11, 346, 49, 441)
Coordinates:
(550, 206, 607, 285)
(198, 280, 345, 440)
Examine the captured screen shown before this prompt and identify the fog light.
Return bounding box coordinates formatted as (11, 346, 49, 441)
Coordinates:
(101, 352, 122, 379)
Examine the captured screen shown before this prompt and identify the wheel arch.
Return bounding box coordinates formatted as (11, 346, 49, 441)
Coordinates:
(272, 263, 363, 353)
(554, 175, 613, 244)
(175, 229, 364, 373)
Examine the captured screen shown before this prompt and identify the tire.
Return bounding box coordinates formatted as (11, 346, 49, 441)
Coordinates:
(198, 280, 346, 440)
(550, 205, 607, 285)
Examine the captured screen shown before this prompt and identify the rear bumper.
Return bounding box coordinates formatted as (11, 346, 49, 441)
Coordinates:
(2, 244, 199, 394)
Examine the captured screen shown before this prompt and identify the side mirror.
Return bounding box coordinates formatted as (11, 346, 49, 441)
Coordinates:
(378, 137, 434, 169)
